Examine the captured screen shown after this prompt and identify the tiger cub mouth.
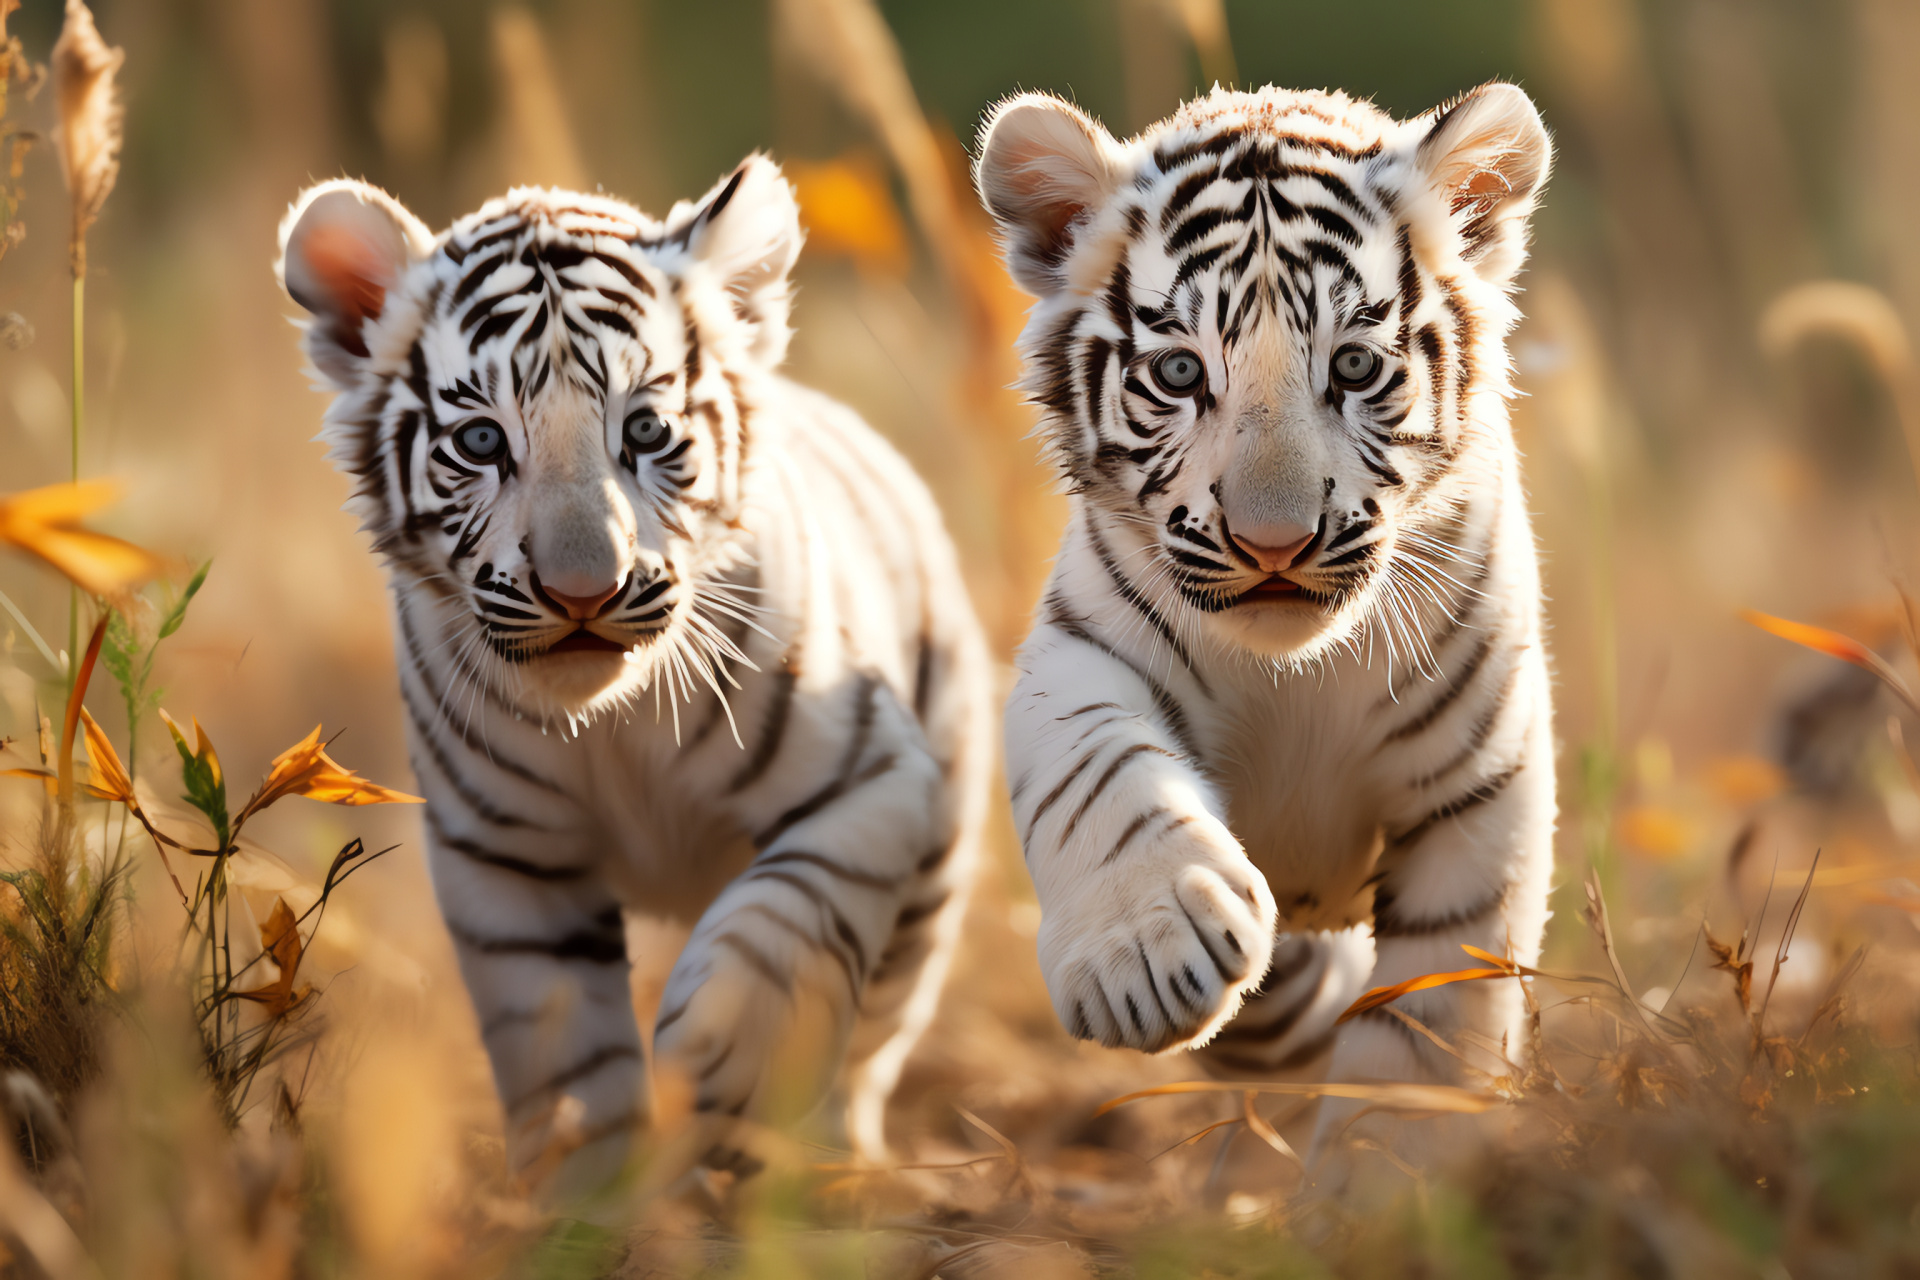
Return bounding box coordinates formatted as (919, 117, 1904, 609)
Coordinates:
(544, 629, 633, 656)
(1235, 575, 1303, 604)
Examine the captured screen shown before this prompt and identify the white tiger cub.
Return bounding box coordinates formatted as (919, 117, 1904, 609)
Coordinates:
(275, 159, 989, 1192)
(974, 83, 1556, 1141)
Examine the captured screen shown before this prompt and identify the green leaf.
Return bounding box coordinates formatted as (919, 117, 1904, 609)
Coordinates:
(100, 607, 140, 699)
(156, 560, 210, 641)
(170, 727, 230, 849)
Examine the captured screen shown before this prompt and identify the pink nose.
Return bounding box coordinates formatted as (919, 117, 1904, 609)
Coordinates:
(535, 574, 621, 620)
(1230, 522, 1316, 574)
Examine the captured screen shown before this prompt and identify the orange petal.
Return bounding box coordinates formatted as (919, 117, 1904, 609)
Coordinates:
(78, 706, 132, 805)
(1740, 609, 1875, 665)
(236, 727, 420, 827)
(1337, 966, 1513, 1024)
(0, 480, 165, 597)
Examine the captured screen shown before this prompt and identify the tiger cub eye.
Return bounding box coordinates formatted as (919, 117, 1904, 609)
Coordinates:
(452, 419, 508, 465)
(1330, 344, 1382, 388)
(1150, 349, 1206, 397)
(624, 409, 671, 455)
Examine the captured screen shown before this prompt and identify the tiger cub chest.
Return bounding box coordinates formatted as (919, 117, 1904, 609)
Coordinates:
(541, 725, 757, 921)
(1204, 669, 1391, 933)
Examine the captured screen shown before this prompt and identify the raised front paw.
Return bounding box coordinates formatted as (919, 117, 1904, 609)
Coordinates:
(1037, 815, 1276, 1052)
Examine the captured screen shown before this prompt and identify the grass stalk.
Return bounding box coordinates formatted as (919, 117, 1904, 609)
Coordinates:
(66, 271, 81, 700)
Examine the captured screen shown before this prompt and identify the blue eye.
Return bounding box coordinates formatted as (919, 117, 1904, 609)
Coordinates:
(1331, 344, 1382, 388)
(624, 409, 671, 455)
(1151, 350, 1205, 396)
(452, 419, 507, 465)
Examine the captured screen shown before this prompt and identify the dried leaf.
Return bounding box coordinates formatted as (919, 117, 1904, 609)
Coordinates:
(1703, 925, 1754, 1015)
(77, 705, 129, 804)
(1240, 1090, 1300, 1166)
(1093, 1079, 1497, 1119)
(51, 0, 121, 275)
(0, 733, 52, 790)
(233, 898, 310, 1019)
(233, 726, 421, 831)
(0, 480, 165, 599)
(1338, 964, 1513, 1024)
(56, 613, 106, 804)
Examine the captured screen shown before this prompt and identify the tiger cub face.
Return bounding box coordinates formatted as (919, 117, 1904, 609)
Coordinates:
(277, 161, 801, 721)
(976, 85, 1550, 661)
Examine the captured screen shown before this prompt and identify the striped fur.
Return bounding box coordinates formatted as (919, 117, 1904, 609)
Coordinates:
(975, 85, 1556, 1139)
(275, 159, 990, 1193)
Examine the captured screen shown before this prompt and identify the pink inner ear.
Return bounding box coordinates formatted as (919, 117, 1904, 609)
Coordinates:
(303, 224, 390, 356)
(1450, 166, 1514, 217)
(1005, 161, 1086, 250)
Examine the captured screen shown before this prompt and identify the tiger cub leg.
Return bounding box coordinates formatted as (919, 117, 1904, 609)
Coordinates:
(1009, 634, 1278, 1051)
(650, 687, 956, 1158)
(429, 832, 644, 1197)
(838, 825, 979, 1161)
(1310, 691, 1556, 1175)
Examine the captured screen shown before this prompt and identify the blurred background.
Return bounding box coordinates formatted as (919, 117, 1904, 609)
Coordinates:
(4, 0, 1920, 1272)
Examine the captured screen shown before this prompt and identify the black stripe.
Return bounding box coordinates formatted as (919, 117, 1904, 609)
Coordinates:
(1026, 743, 1106, 837)
(732, 903, 858, 995)
(711, 930, 787, 991)
(447, 916, 626, 964)
(468, 306, 522, 354)
(1386, 762, 1523, 855)
(428, 809, 587, 882)
(1137, 942, 1176, 1035)
(728, 656, 798, 792)
(1386, 633, 1497, 742)
(504, 1043, 641, 1113)
(1415, 658, 1524, 786)
(750, 849, 901, 891)
(751, 868, 870, 978)
(750, 676, 881, 850)
(1179, 897, 1237, 980)
(1042, 613, 1201, 760)
(1063, 743, 1179, 839)
(1086, 520, 1205, 690)
(1303, 204, 1360, 245)
(450, 250, 511, 308)
(754, 751, 896, 852)
(1103, 805, 1169, 867)
(1373, 879, 1510, 940)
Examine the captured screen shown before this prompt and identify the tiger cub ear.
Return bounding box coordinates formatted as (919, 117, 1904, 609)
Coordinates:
(666, 154, 803, 366)
(1412, 82, 1552, 286)
(277, 180, 434, 387)
(974, 93, 1123, 296)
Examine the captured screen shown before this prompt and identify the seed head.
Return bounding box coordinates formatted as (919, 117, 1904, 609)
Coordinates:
(51, 0, 122, 278)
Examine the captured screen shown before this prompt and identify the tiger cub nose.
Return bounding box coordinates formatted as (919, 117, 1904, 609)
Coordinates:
(534, 572, 621, 620)
(1230, 521, 1317, 574)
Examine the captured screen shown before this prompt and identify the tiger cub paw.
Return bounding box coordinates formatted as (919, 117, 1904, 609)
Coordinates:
(1037, 815, 1276, 1051)
(651, 931, 851, 1125)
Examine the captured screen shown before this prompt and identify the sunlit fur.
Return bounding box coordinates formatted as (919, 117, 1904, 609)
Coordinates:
(977, 83, 1557, 1165)
(278, 161, 990, 1194)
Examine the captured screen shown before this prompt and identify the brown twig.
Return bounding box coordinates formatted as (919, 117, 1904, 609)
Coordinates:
(1753, 850, 1820, 1043)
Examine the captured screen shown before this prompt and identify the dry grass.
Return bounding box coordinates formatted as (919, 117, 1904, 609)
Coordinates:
(1, 0, 1920, 1276)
